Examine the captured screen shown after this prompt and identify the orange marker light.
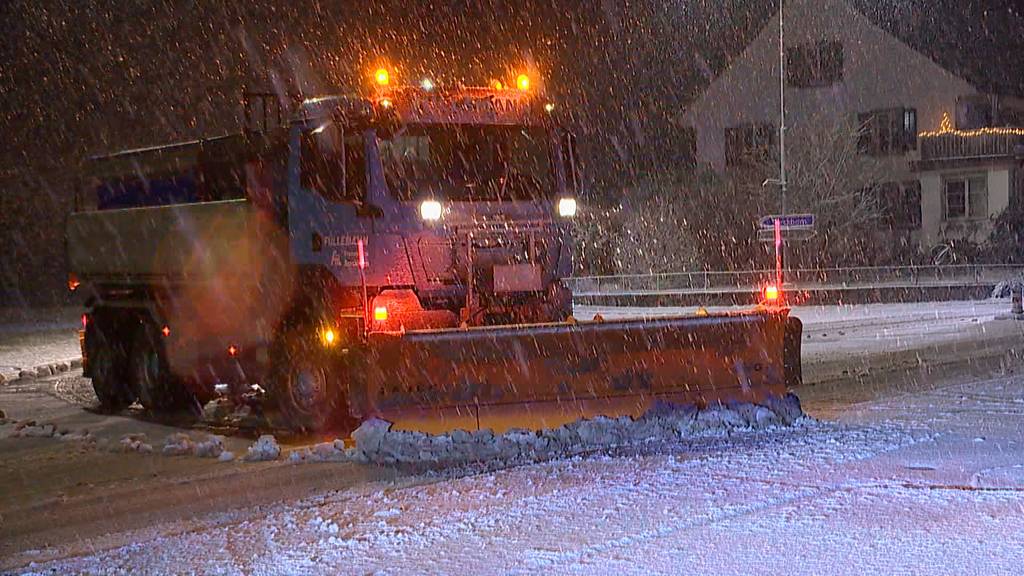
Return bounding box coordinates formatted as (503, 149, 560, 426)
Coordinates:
(763, 284, 780, 302)
(374, 306, 388, 322)
(516, 73, 530, 91)
(374, 68, 390, 86)
(227, 345, 239, 357)
(67, 273, 80, 291)
(322, 328, 336, 345)
(490, 79, 505, 90)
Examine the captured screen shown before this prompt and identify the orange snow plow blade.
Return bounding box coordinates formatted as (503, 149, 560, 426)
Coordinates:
(349, 309, 802, 435)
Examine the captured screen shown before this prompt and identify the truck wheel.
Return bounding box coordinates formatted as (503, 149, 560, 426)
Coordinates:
(85, 313, 135, 411)
(128, 321, 191, 412)
(267, 323, 344, 433)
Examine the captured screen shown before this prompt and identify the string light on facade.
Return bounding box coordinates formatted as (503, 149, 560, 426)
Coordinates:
(919, 111, 1024, 138)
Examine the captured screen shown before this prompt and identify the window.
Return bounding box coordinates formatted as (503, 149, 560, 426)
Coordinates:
(725, 123, 775, 167)
(300, 123, 366, 202)
(786, 40, 843, 87)
(377, 124, 553, 201)
(858, 108, 917, 156)
(943, 175, 987, 220)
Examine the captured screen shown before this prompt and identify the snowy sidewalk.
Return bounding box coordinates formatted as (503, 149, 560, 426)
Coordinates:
(0, 308, 80, 384)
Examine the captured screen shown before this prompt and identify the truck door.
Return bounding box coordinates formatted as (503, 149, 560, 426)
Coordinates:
(288, 122, 375, 285)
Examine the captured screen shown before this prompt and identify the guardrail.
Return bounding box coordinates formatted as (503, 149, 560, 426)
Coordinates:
(566, 265, 1024, 297)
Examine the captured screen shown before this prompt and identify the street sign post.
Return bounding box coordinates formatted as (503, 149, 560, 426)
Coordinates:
(759, 213, 815, 230)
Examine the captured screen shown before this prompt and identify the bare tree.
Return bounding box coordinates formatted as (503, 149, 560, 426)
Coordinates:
(575, 115, 911, 275)
(782, 114, 897, 267)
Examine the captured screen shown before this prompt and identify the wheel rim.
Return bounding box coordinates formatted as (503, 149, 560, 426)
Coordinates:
(287, 361, 327, 416)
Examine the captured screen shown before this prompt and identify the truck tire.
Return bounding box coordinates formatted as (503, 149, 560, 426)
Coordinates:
(267, 322, 345, 433)
(128, 320, 192, 412)
(85, 312, 135, 411)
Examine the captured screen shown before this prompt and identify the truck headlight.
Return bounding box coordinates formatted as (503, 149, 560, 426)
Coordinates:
(557, 198, 577, 218)
(420, 200, 443, 221)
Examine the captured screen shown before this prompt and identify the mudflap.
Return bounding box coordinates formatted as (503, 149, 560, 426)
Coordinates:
(347, 309, 799, 435)
(78, 329, 90, 377)
(784, 316, 803, 388)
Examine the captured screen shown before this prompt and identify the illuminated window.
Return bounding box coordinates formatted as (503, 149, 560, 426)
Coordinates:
(858, 108, 917, 156)
(724, 123, 775, 167)
(943, 175, 987, 220)
(786, 40, 843, 88)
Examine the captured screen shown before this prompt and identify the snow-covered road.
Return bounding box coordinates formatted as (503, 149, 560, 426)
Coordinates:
(20, 373, 1024, 575)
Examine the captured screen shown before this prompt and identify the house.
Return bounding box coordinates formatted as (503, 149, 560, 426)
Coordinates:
(914, 104, 1024, 252)
(681, 0, 1023, 255)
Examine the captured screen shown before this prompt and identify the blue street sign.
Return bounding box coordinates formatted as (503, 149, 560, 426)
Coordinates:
(759, 214, 815, 230)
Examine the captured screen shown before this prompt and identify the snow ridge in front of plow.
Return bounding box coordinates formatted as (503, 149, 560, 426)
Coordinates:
(343, 394, 808, 467)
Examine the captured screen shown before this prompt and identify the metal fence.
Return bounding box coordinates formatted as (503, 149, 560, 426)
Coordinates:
(566, 265, 1024, 297)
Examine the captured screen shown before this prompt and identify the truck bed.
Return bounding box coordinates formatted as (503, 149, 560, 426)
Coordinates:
(67, 199, 287, 283)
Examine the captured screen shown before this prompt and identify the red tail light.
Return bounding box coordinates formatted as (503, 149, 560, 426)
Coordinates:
(81, 314, 88, 329)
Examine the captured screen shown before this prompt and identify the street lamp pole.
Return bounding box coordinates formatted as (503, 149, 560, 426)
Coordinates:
(778, 0, 788, 282)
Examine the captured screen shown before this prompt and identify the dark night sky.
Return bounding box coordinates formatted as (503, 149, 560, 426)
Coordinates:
(0, 0, 1020, 184)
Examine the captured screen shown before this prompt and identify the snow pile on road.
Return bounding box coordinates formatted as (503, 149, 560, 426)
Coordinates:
(5, 418, 95, 443)
(288, 439, 358, 463)
(120, 433, 154, 454)
(352, 394, 808, 467)
(195, 435, 227, 458)
(162, 433, 195, 456)
(160, 432, 228, 459)
(245, 434, 282, 462)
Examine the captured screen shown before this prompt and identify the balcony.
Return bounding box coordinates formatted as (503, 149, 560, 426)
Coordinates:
(916, 131, 1024, 171)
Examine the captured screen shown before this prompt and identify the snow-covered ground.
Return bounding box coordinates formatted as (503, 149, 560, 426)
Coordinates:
(19, 376, 1024, 575)
(15, 368, 1024, 575)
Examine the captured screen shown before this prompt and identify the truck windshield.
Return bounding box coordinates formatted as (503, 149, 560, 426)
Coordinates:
(378, 124, 554, 201)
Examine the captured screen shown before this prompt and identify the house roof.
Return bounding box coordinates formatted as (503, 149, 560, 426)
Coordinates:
(698, 1, 1023, 98)
(846, 1, 1023, 97)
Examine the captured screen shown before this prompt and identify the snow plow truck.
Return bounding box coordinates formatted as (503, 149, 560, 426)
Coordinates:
(66, 68, 803, 435)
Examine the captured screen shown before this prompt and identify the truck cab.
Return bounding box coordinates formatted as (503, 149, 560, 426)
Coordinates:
(285, 81, 578, 329)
